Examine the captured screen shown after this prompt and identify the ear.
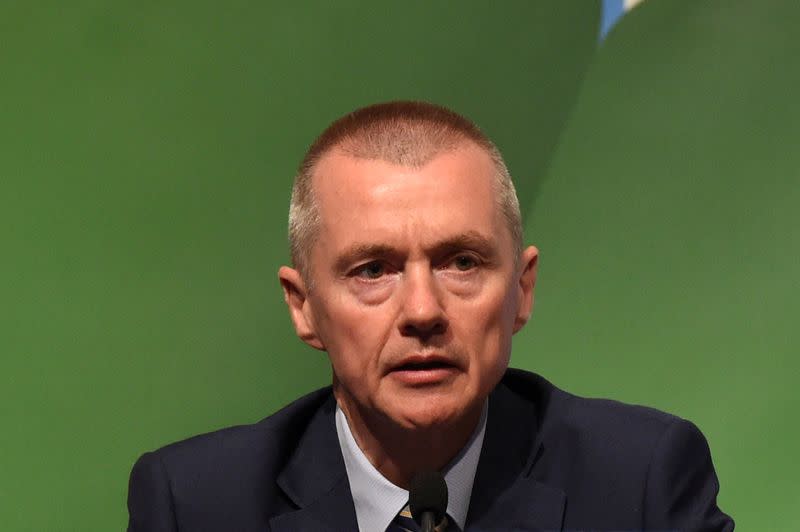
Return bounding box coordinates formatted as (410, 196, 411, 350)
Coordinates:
(513, 245, 539, 333)
(278, 266, 325, 351)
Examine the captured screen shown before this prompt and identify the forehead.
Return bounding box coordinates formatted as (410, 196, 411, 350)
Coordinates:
(310, 144, 507, 253)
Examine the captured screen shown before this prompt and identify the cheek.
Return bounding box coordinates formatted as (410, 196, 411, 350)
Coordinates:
(314, 298, 390, 368)
(457, 291, 514, 356)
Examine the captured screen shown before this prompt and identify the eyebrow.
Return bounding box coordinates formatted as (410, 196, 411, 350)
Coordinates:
(428, 231, 497, 259)
(333, 243, 399, 275)
(333, 230, 498, 274)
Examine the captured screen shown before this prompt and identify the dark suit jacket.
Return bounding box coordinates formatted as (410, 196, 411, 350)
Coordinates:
(127, 368, 734, 531)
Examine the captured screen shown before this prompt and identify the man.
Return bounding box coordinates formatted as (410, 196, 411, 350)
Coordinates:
(128, 101, 734, 531)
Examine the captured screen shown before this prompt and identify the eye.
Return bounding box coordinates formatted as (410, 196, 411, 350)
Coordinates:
(450, 254, 479, 271)
(353, 261, 386, 280)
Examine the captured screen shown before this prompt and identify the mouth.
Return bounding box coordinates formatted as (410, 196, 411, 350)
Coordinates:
(394, 359, 454, 371)
(388, 355, 459, 385)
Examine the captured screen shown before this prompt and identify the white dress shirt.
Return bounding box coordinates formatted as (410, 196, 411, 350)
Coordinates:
(335, 401, 488, 532)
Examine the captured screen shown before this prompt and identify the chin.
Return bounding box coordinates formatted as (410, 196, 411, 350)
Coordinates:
(388, 397, 474, 431)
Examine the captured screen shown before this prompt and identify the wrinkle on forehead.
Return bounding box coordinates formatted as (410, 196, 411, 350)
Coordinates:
(310, 145, 513, 268)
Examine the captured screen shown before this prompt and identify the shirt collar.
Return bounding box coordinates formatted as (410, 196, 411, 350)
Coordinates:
(335, 402, 488, 532)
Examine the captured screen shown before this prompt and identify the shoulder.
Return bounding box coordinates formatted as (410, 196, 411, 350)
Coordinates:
(500, 368, 697, 490)
(498, 369, 732, 528)
(502, 369, 690, 444)
(130, 386, 333, 502)
(147, 386, 332, 468)
(501, 367, 683, 443)
(128, 387, 335, 529)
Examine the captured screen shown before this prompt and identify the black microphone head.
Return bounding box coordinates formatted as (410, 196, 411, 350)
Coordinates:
(409, 470, 448, 527)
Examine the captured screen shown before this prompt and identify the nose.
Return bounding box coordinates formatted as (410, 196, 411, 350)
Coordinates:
(398, 265, 448, 340)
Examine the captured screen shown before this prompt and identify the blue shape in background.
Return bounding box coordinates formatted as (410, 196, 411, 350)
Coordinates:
(601, 0, 625, 38)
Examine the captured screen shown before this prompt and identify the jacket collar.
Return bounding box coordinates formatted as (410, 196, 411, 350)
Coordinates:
(272, 394, 359, 532)
(273, 372, 566, 531)
(466, 377, 566, 530)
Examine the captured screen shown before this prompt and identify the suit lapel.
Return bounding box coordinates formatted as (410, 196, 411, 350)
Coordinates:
(466, 380, 566, 531)
(271, 395, 359, 532)
(270, 373, 567, 531)
(269, 476, 356, 532)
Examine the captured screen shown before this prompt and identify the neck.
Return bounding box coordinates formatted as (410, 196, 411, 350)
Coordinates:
(336, 393, 483, 489)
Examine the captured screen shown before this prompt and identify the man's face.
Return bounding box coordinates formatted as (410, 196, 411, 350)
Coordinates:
(281, 142, 537, 431)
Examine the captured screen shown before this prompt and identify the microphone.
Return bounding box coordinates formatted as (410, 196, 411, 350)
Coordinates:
(409, 471, 448, 532)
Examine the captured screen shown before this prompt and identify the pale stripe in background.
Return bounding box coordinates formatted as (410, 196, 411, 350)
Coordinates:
(601, 0, 647, 38)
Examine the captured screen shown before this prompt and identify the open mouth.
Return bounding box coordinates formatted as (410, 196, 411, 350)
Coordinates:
(395, 360, 454, 371)
(389, 357, 458, 385)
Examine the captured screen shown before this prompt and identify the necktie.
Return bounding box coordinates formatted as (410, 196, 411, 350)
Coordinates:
(386, 505, 451, 532)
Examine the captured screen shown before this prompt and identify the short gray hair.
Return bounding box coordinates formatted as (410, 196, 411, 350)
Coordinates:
(289, 101, 522, 282)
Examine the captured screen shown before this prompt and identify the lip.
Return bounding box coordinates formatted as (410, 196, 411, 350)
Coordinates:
(387, 354, 460, 385)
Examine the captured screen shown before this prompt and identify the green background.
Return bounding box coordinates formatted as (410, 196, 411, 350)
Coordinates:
(2, 1, 796, 529)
